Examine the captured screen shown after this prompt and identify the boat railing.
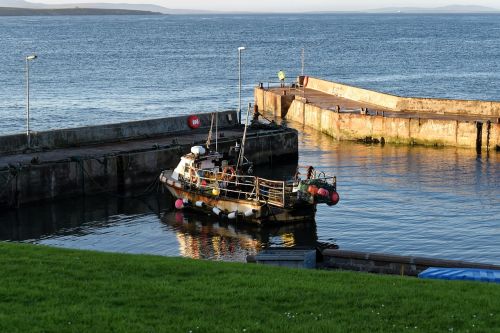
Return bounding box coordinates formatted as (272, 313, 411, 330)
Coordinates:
(295, 165, 337, 187)
(181, 168, 289, 208)
(255, 178, 286, 207)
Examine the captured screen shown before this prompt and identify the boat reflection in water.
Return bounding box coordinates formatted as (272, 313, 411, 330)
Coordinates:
(0, 190, 335, 262)
(161, 209, 323, 261)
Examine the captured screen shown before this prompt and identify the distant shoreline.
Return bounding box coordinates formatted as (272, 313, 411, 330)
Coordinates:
(0, 7, 163, 16)
(1, 6, 500, 16)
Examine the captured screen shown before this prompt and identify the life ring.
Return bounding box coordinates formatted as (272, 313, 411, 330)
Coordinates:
(187, 115, 201, 129)
(222, 166, 236, 182)
(189, 167, 199, 183)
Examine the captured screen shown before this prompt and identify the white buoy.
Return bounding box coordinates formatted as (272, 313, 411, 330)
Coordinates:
(195, 201, 205, 208)
(212, 207, 222, 216)
(244, 209, 255, 217)
(183, 199, 189, 205)
(191, 146, 206, 156)
(228, 211, 238, 219)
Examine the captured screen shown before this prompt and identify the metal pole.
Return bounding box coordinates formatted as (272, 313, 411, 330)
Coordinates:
(301, 48, 305, 76)
(238, 49, 242, 124)
(238, 46, 245, 125)
(25, 54, 36, 149)
(237, 102, 252, 170)
(26, 57, 30, 148)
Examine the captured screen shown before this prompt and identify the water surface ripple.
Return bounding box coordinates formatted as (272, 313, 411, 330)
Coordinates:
(0, 14, 499, 264)
(1, 14, 500, 134)
(1, 123, 498, 264)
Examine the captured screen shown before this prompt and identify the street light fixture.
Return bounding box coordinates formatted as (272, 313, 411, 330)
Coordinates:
(25, 54, 37, 148)
(238, 46, 245, 124)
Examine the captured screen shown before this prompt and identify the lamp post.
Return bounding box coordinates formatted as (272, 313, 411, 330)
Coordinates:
(238, 46, 245, 124)
(25, 54, 37, 148)
(301, 47, 305, 76)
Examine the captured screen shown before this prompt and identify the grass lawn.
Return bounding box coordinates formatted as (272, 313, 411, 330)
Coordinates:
(1, 242, 499, 333)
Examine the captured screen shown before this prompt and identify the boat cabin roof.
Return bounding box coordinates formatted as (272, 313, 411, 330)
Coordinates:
(183, 151, 223, 163)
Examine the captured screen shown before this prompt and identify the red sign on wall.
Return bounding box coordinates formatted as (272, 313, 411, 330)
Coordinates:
(187, 115, 201, 129)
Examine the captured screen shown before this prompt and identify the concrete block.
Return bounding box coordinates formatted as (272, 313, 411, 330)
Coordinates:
(0, 111, 238, 155)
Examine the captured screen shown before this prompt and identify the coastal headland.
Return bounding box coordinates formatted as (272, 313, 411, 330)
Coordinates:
(0, 6, 163, 15)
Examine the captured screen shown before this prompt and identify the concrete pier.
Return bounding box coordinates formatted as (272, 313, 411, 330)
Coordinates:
(255, 77, 500, 151)
(0, 111, 298, 209)
(322, 249, 500, 276)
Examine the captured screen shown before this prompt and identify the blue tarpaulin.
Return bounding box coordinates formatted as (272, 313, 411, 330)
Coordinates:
(419, 267, 500, 283)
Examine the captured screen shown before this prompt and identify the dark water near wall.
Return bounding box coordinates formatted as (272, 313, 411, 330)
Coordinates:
(1, 14, 500, 134)
(1, 122, 499, 264)
(0, 193, 319, 262)
(0, 14, 499, 263)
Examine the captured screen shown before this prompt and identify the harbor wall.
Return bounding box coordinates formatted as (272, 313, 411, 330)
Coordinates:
(305, 77, 400, 111)
(255, 88, 500, 150)
(304, 77, 500, 117)
(0, 111, 237, 155)
(254, 88, 295, 118)
(0, 113, 298, 209)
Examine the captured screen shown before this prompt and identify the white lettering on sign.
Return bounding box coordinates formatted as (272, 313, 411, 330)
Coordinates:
(188, 115, 201, 129)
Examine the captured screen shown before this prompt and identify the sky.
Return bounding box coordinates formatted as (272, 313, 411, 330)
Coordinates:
(31, 0, 500, 12)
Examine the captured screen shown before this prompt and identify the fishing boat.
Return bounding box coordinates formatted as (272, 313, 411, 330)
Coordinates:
(159, 113, 339, 224)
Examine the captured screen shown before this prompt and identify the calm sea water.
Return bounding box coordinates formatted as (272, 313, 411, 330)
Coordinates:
(1, 121, 498, 263)
(0, 14, 499, 263)
(1, 14, 500, 134)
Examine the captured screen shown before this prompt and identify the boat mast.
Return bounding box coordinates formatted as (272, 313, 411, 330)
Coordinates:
(215, 109, 218, 152)
(206, 112, 215, 149)
(237, 103, 251, 170)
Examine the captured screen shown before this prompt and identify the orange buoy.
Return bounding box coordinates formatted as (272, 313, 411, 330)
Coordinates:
(308, 185, 318, 195)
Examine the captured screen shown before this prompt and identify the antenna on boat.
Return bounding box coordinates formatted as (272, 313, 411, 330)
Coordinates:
(215, 108, 218, 152)
(237, 103, 251, 170)
(206, 112, 215, 149)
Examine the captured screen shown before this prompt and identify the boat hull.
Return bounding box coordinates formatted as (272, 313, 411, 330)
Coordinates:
(163, 182, 316, 224)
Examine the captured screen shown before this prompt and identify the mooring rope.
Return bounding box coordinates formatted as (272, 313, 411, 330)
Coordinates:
(76, 157, 161, 199)
(0, 166, 20, 197)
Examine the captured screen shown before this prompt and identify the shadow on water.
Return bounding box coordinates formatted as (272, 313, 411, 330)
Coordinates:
(0, 193, 167, 242)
